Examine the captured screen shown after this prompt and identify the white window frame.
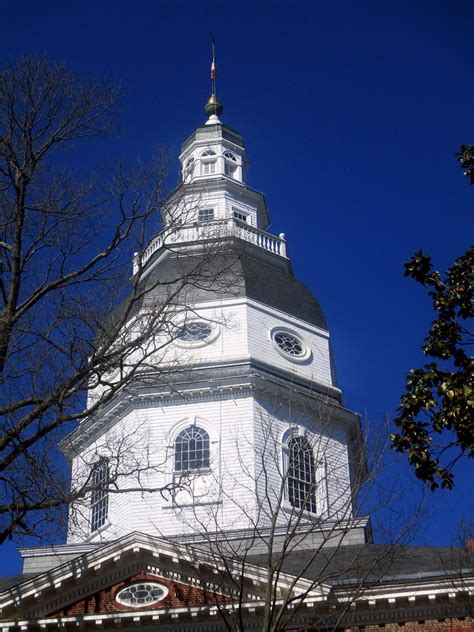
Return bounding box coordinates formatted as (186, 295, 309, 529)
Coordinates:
(198, 208, 215, 222)
(224, 151, 238, 178)
(164, 417, 221, 509)
(201, 149, 217, 176)
(269, 326, 311, 363)
(232, 207, 250, 224)
(284, 434, 317, 514)
(115, 582, 169, 607)
(174, 425, 211, 473)
(174, 319, 219, 348)
(90, 458, 109, 533)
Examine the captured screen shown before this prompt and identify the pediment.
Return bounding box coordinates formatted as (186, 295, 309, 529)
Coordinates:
(50, 570, 227, 617)
(0, 532, 330, 626)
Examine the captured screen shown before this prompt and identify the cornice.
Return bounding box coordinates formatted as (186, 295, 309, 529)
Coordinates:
(1, 587, 471, 631)
(61, 363, 349, 458)
(1, 531, 334, 627)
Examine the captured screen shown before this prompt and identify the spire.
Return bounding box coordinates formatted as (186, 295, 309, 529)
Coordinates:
(204, 34, 223, 124)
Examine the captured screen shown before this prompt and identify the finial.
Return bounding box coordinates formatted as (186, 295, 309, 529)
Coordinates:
(204, 34, 223, 124)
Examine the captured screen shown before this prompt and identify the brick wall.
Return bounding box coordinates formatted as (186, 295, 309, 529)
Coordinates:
(52, 571, 228, 615)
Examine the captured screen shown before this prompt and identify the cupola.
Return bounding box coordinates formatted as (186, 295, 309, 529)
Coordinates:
(180, 98, 248, 185)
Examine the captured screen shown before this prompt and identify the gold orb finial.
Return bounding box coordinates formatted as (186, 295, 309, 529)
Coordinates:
(204, 93, 223, 118)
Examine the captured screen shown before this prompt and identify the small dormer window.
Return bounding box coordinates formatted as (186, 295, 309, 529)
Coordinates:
(233, 208, 250, 224)
(224, 151, 238, 178)
(201, 149, 216, 175)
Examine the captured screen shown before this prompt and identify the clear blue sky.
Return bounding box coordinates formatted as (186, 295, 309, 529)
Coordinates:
(1, 0, 473, 574)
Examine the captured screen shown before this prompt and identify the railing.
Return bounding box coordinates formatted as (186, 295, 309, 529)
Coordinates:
(134, 218, 288, 274)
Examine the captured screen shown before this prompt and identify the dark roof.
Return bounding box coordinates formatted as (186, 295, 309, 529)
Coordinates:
(181, 123, 245, 152)
(242, 255, 327, 330)
(0, 573, 37, 592)
(132, 243, 328, 331)
(2, 541, 472, 600)
(247, 544, 474, 587)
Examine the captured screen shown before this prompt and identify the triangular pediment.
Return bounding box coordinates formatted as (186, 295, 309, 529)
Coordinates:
(0, 532, 331, 625)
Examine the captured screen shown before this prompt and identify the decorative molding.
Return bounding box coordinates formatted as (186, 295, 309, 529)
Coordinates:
(61, 361, 345, 457)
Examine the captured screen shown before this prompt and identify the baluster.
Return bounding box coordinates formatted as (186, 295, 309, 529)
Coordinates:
(133, 252, 139, 275)
(279, 233, 286, 257)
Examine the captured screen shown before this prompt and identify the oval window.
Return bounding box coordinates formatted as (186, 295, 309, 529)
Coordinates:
(116, 582, 168, 607)
(177, 322, 213, 343)
(273, 331, 304, 356)
(271, 329, 310, 362)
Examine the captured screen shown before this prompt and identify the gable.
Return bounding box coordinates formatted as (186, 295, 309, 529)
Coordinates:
(51, 571, 228, 616)
(0, 532, 330, 625)
(0, 556, 233, 620)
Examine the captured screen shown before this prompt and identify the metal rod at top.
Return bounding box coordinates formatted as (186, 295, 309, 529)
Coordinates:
(210, 33, 217, 96)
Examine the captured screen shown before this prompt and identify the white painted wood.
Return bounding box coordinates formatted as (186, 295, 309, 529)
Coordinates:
(66, 113, 360, 550)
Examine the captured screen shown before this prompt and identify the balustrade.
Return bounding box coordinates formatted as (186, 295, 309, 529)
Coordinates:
(135, 218, 287, 274)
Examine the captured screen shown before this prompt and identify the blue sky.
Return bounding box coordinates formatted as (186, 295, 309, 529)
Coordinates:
(1, 0, 473, 574)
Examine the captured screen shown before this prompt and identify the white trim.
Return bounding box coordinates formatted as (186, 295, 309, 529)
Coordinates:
(173, 319, 220, 349)
(115, 580, 169, 607)
(61, 371, 346, 459)
(0, 595, 327, 629)
(172, 297, 330, 339)
(269, 326, 312, 364)
(279, 427, 328, 518)
(166, 415, 216, 447)
(85, 518, 111, 542)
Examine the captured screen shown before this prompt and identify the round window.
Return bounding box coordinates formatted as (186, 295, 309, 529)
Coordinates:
(271, 329, 309, 362)
(116, 582, 168, 607)
(175, 321, 216, 347)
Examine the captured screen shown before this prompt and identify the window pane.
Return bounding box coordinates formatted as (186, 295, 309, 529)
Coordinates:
(177, 322, 212, 342)
(175, 426, 210, 472)
(116, 582, 167, 607)
(274, 332, 304, 356)
(287, 437, 317, 513)
(198, 209, 214, 222)
(233, 209, 248, 223)
(225, 162, 237, 177)
(202, 159, 216, 176)
(91, 459, 109, 532)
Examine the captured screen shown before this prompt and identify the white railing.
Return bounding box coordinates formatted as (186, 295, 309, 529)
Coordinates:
(134, 218, 287, 274)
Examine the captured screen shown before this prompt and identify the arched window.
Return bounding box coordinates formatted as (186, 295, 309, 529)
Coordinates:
(175, 426, 210, 472)
(90, 458, 109, 532)
(224, 151, 238, 178)
(286, 436, 317, 513)
(183, 156, 195, 181)
(201, 149, 216, 176)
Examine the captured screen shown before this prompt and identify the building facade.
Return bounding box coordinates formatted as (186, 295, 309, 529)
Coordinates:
(0, 90, 472, 631)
